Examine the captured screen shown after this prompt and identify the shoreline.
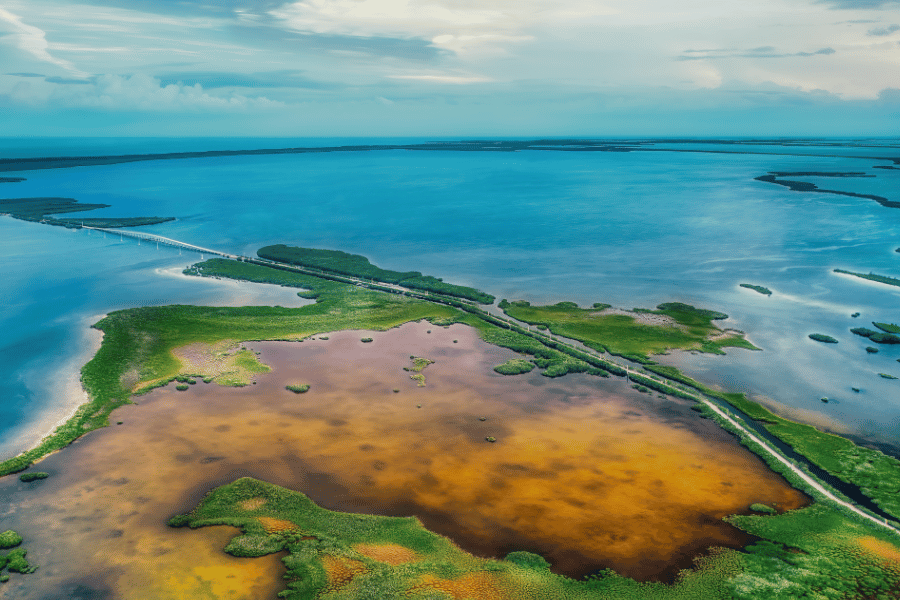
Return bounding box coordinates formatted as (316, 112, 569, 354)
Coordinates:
(154, 265, 314, 308)
(0, 313, 105, 460)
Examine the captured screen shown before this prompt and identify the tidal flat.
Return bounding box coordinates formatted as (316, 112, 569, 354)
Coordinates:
(0, 322, 808, 599)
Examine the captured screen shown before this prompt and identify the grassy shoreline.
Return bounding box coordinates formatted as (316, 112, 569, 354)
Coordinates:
(172, 477, 900, 599)
(7, 254, 900, 521)
(6, 250, 900, 597)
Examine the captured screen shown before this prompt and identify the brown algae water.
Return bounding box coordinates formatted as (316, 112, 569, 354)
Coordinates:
(0, 322, 808, 598)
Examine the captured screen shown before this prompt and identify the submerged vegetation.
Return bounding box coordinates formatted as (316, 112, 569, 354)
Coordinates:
(172, 477, 900, 600)
(739, 284, 772, 296)
(258, 244, 495, 304)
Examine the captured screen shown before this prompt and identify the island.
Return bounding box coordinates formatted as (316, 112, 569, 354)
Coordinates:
(835, 269, 900, 290)
(755, 174, 900, 209)
(809, 333, 839, 344)
(740, 283, 772, 296)
(4, 243, 900, 600)
(0, 197, 174, 228)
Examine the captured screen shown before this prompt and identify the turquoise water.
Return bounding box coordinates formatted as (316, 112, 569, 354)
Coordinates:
(1, 138, 898, 456)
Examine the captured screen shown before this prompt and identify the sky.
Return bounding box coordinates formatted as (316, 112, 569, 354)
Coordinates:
(0, 0, 898, 136)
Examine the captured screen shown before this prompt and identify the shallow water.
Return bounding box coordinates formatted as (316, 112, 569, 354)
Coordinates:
(2, 138, 899, 453)
(0, 323, 808, 597)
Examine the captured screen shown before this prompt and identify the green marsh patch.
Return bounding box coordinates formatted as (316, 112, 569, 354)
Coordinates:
(493, 359, 536, 376)
(501, 300, 758, 361)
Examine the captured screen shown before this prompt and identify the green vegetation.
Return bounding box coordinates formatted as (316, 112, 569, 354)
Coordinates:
(835, 268, 900, 289)
(809, 333, 839, 343)
(710, 390, 900, 519)
(852, 312, 860, 318)
(404, 356, 434, 387)
(501, 299, 756, 361)
(493, 359, 535, 375)
(851, 327, 900, 345)
(639, 365, 900, 520)
(176, 384, 190, 391)
(17, 472, 49, 482)
(740, 284, 772, 296)
(258, 244, 495, 304)
(726, 504, 900, 599)
(0, 197, 173, 228)
(173, 477, 900, 600)
(286, 384, 311, 394)
(749, 503, 776, 515)
(360, 337, 374, 343)
(880, 374, 898, 380)
(874, 322, 900, 334)
(0, 259, 462, 477)
(11, 251, 900, 532)
(0, 532, 22, 549)
(485, 436, 497, 443)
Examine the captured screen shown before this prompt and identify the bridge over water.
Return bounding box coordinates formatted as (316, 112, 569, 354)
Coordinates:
(82, 226, 238, 259)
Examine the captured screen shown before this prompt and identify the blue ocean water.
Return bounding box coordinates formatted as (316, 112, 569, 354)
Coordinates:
(1, 138, 898, 456)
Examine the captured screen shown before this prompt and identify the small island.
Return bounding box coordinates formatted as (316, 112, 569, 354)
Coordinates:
(493, 358, 536, 375)
(740, 283, 772, 296)
(0, 197, 174, 229)
(851, 327, 900, 345)
(835, 268, 900, 289)
(285, 384, 310, 394)
(809, 333, 838, 344)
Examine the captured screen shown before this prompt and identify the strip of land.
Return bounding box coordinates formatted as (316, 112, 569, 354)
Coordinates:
(755, 174, 900, 209)
(5, 240, 900, 597)
(0, 197, 174, 229)
(740, 283, 772, 296)
(834, 268, 900, 289)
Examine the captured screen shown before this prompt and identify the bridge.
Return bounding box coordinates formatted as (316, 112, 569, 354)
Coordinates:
(82, 226, 238, 259)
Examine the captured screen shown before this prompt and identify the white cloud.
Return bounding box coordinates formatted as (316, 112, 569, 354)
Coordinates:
(388, 74, 493, 84)
(4, 73, 284, 111)
(0, 7, 87, 76)
(269, 0, 604, 54)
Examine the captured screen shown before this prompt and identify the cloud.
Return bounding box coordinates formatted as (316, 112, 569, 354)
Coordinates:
(818, 0, 900, 8)
(388, 74, 493, 84)
(228, 24, 445, 60)
(677, 47, 837, 60)
(0, 8, 86, 76)
(158, 69, 339, 89)
(3, 73, 284, 110)
(267, 0, 562, 55)
(868, 24, 900, 35)
(44, 76, 93, 84)
(59, 0, 288, 18)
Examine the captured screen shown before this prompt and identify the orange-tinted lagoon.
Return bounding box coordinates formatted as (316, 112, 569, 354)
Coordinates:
(0, 322, 808, 599)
